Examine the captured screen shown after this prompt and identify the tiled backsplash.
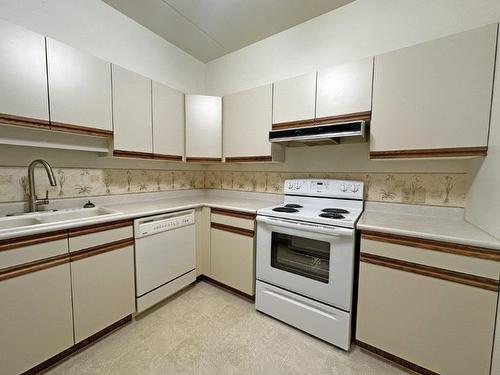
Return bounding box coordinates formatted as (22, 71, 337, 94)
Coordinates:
(0, 167, 470, 207)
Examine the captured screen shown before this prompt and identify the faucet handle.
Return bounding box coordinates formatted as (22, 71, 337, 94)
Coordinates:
(45, 190, 49, 200)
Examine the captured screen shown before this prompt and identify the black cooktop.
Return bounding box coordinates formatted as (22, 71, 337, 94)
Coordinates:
(272, 207, 299, 213)
(284, 204, 303, 208)
(319, 213, 345, 219)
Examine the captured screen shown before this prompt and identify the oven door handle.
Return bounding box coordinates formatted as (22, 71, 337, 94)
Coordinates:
(256, 215, 354, 237)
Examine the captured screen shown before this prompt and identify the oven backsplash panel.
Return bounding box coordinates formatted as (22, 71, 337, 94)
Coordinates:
(0, 167, 469, 207)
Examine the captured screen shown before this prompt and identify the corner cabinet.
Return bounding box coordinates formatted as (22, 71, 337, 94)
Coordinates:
(210, 208, 256, 296)
(185, 95, 222, 163)
(223, 84, 284, 163)
(152, 81, 185, 161)
(356, 231, 500, 375)
(112, 65, 153, 157)
(370, 23, 498, 159)
(46, 38, 113, 137)
(0, 19, 49, 128)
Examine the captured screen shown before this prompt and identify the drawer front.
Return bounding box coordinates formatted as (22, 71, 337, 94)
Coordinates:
(71, 245, 135, 342)
(361, 237, 500, 280)
(211, 227, 255, 295)
(0, 263, 74, 375)
(357, 261, 497, 375)
(256, 280, 351, 350)
(69, 223, 133, 252)
(210, 211, 255, 231)
(0, 235, 68, 270)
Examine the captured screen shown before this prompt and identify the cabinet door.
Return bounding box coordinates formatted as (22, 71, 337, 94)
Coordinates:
(210, 227, 254, 295)
(0, 19, 49, 125)
(152, 81, 184, 160)
(357, 260, 497, 375)
(223, 84, 273, 160)
(272, 72, 316, 125)
(185, 95, 222, 161)
(0, 263, 74, 375)
(316, 57, 373, 121)
(370, 24, 497, 158)
(46, 38, 112, 134)
(71, 245, 135, 342)
(112, 65, 152, 154)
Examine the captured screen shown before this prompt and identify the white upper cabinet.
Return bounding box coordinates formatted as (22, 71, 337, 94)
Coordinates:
(46, 38, 112, 134)
(316, 57, 373, 121)
(223, 84, 283, 162)
(0, 20, 49, 125)
(272, 72, 316, 125)
(370, 24, 498, 159)
(152, 81, 185, 161)
(112, 65, 152, 155)
(185, 95, 222, 162)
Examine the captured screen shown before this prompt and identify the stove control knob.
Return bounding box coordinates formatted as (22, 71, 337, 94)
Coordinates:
(350, 184, 359, 193)
(340, 184, 347, 192)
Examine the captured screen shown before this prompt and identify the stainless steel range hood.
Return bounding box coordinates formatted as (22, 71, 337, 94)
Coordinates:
(269, 121, 366, 147)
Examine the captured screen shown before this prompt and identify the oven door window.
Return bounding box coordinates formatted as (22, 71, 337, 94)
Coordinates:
(271, 232, 330, 283)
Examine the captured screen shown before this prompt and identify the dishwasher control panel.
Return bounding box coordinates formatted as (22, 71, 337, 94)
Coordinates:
(135, 210, 195, 237)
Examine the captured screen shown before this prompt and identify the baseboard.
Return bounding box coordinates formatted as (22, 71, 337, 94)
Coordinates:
(196, 274, 255, 301)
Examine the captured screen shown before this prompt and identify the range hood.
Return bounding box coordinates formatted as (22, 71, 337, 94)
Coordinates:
(269, 120, 366, 147)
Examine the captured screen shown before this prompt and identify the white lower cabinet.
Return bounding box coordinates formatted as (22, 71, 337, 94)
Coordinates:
(0, 263, 74, 375)
(71, 245, 135, 342)
(357, 232, 500, 375)
(210, 209, 255, 295)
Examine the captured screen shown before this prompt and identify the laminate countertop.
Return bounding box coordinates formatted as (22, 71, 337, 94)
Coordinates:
(0, 190, 281, 241)
(357, 202, 500, 251)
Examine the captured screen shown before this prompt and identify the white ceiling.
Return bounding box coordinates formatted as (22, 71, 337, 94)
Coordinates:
(103, 0, 354, 62)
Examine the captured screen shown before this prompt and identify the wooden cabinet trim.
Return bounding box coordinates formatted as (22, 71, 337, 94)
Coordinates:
(68, 219, 133, 238)
(211, 208, 256, 220)
(22, 315, 132, 375)
(225, 155, 273, 163)
(356, 340, 439, 375)
(272, 118, 315, 130)
(314, 111, 372, 125)
(152, 153, 183, 161)
(211, 222, 254, 238)
(360, 252, 498, 291)
(0, 230, 68, 252)
(369, 146, 487, 159)
(197, 275, 255, 300)
(0, 253, 69, 281)
(113, 150, 154, 159)
(361, 230, 500, 261)
(70, 238, 134, 261)
(186, 157, 222, 163)
(0, 113, 50, 129)
(50, 122, 113, 138)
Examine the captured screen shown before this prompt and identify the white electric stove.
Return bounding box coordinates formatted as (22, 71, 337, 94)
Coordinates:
(255, 179, 364, 350)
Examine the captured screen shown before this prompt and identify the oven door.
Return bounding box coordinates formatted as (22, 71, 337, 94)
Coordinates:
(256, 215, 355, 310)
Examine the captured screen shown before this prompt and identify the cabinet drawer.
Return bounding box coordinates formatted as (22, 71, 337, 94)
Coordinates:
(210, 227, 255, 295)
(357, 261, 497, 375)
(71, 245, 135, 342)
(211, 210, 255, 231)
(68, 220, 133, 252)
(0, 262, 74, 375)
(361, 235, 500, 280)
(0, 231, 68, 269)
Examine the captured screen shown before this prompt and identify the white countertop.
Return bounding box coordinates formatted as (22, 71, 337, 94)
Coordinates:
(0, 190, 281, 241)
(357, 202, 500, 250)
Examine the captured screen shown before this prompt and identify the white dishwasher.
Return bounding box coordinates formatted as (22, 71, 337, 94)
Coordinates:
(134, 210, 196, 313)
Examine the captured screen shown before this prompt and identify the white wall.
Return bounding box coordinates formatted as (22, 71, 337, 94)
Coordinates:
(0, 0, 205, 93)
(206, 0, 499, 96)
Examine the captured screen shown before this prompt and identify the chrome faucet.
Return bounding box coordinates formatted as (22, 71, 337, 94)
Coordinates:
(27, 159, 57, 212)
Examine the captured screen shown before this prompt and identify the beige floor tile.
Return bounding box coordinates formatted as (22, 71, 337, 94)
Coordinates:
(44, 281, 410, 375)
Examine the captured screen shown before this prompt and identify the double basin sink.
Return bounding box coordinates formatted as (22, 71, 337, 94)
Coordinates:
(0, 207, 121, 231)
